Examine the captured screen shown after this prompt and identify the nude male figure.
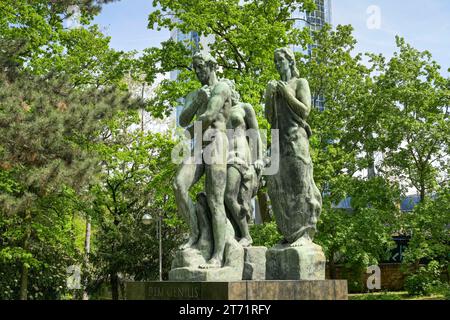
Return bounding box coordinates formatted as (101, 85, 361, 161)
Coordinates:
(173, 52, 233, 268)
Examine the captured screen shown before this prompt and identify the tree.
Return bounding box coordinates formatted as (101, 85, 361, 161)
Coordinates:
(402, 187, 450, 282)
(316, 177, 399, 289)
(0, 1, 119, 60)
(145, 0, 318, 115)
(290, 25, 398, 282)
(28, 25, 135, 88)
(1, 0, 133, 88)
(0, 186, 81, 300)
(0, 0, 147, 300)
(373, 37, 450, 202)
(87, 116, 184, 300)
(249, 221, 282, 248)
(0, 41, 140, 299)
(296, 24, 374, 192)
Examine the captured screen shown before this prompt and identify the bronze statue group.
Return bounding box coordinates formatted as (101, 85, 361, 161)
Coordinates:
(171, 48, 322, 279)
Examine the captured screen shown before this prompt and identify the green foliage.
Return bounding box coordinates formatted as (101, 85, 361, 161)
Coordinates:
(294, 25, 400, 273)
(435, 282, 450, 300)
(0, 0, 448, 300)
(402, 188, 450, 266)
(0, 189, 81, 299)
(316, 177, 399, 278)
(350, 292, 402, 300)
(0, 1, 139, 299)
(87, 121, 185, 298)
(144, 0, 315, 120)
(372, 37, 450, 201)
(0, 1, 119, 62)
(0, 0, 133, 90)
(29, 25, 135, 88)
(249, 221, 282, 248)
(404, 261, 445, 296)
(401, 188, 450, 296)
(298, 24, 374, 190)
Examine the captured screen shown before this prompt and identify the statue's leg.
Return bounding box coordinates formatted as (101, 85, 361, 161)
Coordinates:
(200, 136, 228, 269)
(195, 192, 213, 246)
(224, 166, 252, 247)
(173, 159, 205, 249)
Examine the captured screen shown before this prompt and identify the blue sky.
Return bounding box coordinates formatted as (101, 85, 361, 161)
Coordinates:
(93, 0, 450, 75)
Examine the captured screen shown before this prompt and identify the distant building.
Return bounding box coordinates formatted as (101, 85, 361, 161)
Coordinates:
(292, 0, 332, 111)
(333, 194, 421, 213)
(291, 0, 332, 55)
(308, 0, 333, 29)
(306, 0, 333, 37)
(332, 194, 420, 263)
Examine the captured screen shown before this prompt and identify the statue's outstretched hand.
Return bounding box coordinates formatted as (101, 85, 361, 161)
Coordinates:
(277, 80, 289, 96)
(266, 80, 278, 97)
(277, 80, 296, 99)
(253, 159, 265, 172)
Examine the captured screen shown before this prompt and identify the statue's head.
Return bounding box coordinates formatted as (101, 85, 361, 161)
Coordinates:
(192, 51, 217, 85)
(274, 47, 300, 79)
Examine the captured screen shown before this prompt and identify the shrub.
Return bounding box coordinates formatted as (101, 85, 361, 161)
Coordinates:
(249, 221, 282, 248)
(405, 261, 443, 296)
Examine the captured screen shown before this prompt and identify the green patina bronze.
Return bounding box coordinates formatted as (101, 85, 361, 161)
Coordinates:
(265, 47, 322, 246)
(264, 47, 325, 280)
(170, 52, 264, 280)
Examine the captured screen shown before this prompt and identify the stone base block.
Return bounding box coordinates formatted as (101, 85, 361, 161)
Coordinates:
(243, 246, 267, 280)
(124, 280, 348, 300)
(169, 237, 244, 282)
(266, 242, 325, 280)
(169, 266, 243, 282)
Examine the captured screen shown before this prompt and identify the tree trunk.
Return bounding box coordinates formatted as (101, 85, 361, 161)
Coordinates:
(82, 218, 91, 300)
(419, 184, 426, 203)
(367, 152, 376, 179)
(111, 272, 119, 300)
(329, 251, 337, 279)
(20, 212, 31, 300)
(19, 263, 29, 300)
(257, 190, 271, 223)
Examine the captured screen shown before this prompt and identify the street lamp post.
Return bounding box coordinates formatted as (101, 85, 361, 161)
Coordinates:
(158, 213, 162, 281)
(142, 195, 168, 282)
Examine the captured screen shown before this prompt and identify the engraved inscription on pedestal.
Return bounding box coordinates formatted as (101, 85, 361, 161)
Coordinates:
(124, 281, 348, 300)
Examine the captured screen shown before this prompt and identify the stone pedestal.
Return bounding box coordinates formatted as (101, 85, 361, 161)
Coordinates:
(124, 280, 347, 300)
(169, 241, 244, 282)
(169, 266, 243, 282)
(169, 210, 244, 281)
(266, 242, 325, 280)
(243, 247, 267, 280)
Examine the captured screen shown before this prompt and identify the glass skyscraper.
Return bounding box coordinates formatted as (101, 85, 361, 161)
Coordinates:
(291, 0, 332, 111)
(307, 0, 333, 31)
(306, 0, 332, 57)
(170, 27, 201, 127)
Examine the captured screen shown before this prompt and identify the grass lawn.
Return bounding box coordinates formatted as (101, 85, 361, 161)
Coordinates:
(348, 291, 446, 300)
